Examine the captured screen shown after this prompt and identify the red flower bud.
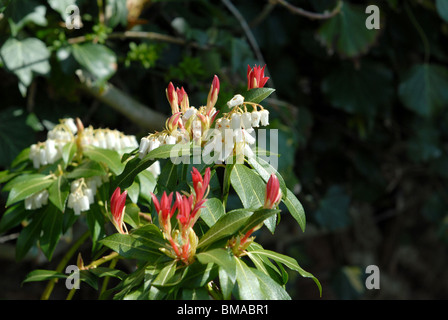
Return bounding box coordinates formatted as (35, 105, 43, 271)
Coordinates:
(247, 64, 269, 90)
(110, 187, 128, 234)
(264, 173, 282, 209)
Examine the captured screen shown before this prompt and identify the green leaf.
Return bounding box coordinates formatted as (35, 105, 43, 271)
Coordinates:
(230, 164, 265, 209)
(248, 248, 322, 297)
(88, 267, 126, 280)
(196, 248, 236, 282)
(283, 189, 306, 232)
(248, 156, 287, 196)
(241, 208, 280, 235)
(72, 43, 117, 81)
(242, 87, 275, 104)
(181, 287, 210, 300)
(83, 146, 125, 175)
(197, 208, 254, 249)
(317, 2, 379, 58)
(152, 261, 177, 287)
(0, 38, 50, 95)
(6, 175, 54, 207)
(0, 203, 32, 234)
(251, 268, 291, 300)
(86, 202, 106, 254)
(39, 203, 63, 261)
(398, 63, 448, 117)
(61, 141, 77, 165)
(48, 175, 69, 212)
(200, 197, 225, 228)
(4, 0, 47, 36)
(436, 0, 448, 23)
(114, 144, 178, 189)
(233, 257, 263, 300)
(66, 160, 106, 179)
(22, 269, 66, 284)
(100, 232, 165, 261)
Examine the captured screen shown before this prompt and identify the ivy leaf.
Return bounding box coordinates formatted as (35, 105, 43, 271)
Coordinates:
(0, 38, 50, 95)
(72, 43, 117, 82)
(317, 2, 379, 58)
(4, 0, 47, 36)
(322, 62, 393, 117)
(436, 0, 448, 23)
(398, 63, 448, 117)
(314, 185, 351, 231)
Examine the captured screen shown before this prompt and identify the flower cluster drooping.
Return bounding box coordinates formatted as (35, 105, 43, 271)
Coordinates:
(29, 118, 77, 169)
(150, 167, 211, 265)
(138, 65, 271, 164)
(67, 176, 105, 215)
(24, 189, 49, 211)
(29, 118, 139, 169)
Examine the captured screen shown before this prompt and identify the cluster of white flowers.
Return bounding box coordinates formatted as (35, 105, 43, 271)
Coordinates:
(67, 176, 104, 215)
(29, 118, 139, 169)
(80, 127, 138, 152)
(29, 118, 77, 169)
(24, 189, 49, 210)
(137, 94, 269, 164)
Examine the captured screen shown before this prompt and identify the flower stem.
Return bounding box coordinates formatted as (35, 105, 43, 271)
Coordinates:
(41, 230, 90, 300)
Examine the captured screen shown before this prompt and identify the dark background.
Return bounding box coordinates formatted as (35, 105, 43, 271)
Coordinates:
(0, 0, 447, 299)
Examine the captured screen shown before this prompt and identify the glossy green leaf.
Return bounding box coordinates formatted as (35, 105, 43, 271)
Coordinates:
(61, 141, 77, 165)
(66, 160, 106, 179)
(233, 257, 263, 300)
(48, 175, 69, 212)
(6, 175, 54, 207)
(248, 156, 287, 196)
(83, 146, 124, 175)
(251, 268, 291, 300)
(398, 63, 448, 117)
(197, 208, 254, 249)
(100, 232, 165, 261)
(248, 248, 322, 297)
(39, 203, 63, 260)
(243, 87, 275, 104)
(22, 269, 66, 284)
(151, 261, 177, 287)
(241, 208, 280, 235)
(196, 248, 236, 282)
(200, 197, 225, 227)
(114, 144, 178, 189)
(283, 189, 306, 232)
(230, 164, 264, 209)
(86, 203, 106, 254)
